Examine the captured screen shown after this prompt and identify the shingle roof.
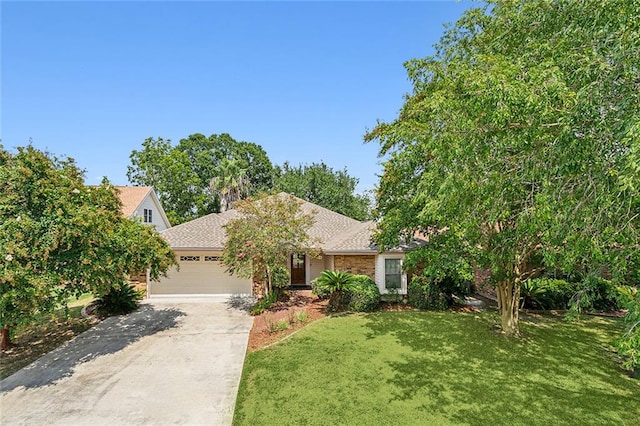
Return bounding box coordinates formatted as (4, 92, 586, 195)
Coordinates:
(115, 186, 152, 217)
(160, 192, 426, 252)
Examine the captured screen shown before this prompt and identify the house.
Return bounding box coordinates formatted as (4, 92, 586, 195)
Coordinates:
(115, 186, 171, 231)
(148, 193, 426, 298)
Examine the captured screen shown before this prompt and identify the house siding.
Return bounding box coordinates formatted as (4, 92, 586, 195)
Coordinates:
(309, 256, 325, 283)
(134, 195, 169, 231)
(334, 255, 376, 280)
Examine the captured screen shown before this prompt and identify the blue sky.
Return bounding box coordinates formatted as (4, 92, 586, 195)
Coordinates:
(2, 1, 478, 192)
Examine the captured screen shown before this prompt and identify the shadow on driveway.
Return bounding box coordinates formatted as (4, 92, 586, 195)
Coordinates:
(0, 304, 185, 392)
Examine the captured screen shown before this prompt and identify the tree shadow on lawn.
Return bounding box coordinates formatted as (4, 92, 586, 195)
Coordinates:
(362, 311, 640, 425)
(0, 304, 185, 392)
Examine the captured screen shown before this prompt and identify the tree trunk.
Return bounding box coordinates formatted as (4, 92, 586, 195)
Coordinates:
(1, 325, 12, 350)
(496, 279, 520, 336)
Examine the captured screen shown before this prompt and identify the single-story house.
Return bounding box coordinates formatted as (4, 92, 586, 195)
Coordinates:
(148, 193, 425, 298)
(116, 186, 171, 231)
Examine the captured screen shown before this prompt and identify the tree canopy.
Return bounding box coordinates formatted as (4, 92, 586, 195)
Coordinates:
(0, 146, 177, 348)
(127, 133, 273, 224)
(222, 193, 317, 295)
(366, 0, 640, 336)
(273, 161, 371, 220)
(128, 134, 371, 222)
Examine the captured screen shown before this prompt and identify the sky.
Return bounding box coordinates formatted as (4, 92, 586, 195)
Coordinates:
(2, 0, 478, 193)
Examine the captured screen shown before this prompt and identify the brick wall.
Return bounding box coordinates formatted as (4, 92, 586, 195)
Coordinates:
(334, 255, 376, 280)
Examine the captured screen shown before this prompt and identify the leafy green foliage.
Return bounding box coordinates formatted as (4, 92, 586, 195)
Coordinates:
(223, 193, 317, 295)
(0, 146, 176, 348)
(346, 275, 381, 312)
(270, 265, 291, 289)
(568, 276, 623, 317)
(128, 133, 273, 224)
(273, 161, 371, 220)
(366, 0, 640, 335)
(94, 283, 143, 317)
(408, 274, 469, 311)
(312, 270, 357, 312)
(615, 286, 640, 371)
(520, 278, 576, 310)
(251, 291, 279, 316)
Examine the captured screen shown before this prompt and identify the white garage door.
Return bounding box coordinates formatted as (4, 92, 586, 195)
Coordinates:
(149, 252, 252, 296)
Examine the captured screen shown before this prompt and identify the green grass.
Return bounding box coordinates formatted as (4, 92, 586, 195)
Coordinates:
(0, 294, 95, 379)
(234, 311, 640, 426)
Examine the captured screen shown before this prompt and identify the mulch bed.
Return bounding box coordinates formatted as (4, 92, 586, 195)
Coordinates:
(247, 292, 329, 352)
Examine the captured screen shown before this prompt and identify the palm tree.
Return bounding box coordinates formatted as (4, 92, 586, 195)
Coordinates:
(210, 158, 250, 212)
(313, 270, 357, 311)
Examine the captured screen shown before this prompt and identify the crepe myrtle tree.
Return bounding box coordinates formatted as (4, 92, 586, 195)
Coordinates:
(0, 145, 177, 349)
(222, 193, 318, 296)
(366, 0, 640, 336)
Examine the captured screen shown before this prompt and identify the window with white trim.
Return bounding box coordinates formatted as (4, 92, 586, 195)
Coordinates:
(384, 258, 402, 289)
(143, 208, 153, 223)
(204, 256, 221, 262)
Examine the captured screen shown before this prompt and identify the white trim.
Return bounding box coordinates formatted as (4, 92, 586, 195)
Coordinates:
(375, 254, 407, 295)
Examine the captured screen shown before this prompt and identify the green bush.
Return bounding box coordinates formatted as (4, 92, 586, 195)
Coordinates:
(615, 286, 640, 372)
(251, 291, 279, 315)
(312, 270, 356, 311)
(311, 277, 331, 300)
(521, 278, 576, 310)
(94, 283, 143, 316)
(408, 274, 469, 311)
(347, 275, 381, 312)
(271, 265, 290, 289)
(569, 276, 623, 315)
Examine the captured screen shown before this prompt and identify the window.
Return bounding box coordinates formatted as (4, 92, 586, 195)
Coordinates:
(385, 258, 402, 289)
(143, 208, 153, 223)
(204, 256, 221, 262)
(179, 255, 201, 261)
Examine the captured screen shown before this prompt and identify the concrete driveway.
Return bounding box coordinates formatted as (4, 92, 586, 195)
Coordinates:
(0, 297, 254, 425)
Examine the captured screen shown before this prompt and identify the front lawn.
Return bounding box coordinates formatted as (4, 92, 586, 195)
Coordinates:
(234, 311, 639, 425)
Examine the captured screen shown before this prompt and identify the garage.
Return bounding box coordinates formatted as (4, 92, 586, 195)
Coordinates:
(149, 251, 252, 296)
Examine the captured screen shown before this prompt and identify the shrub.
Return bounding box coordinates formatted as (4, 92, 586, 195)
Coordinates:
(311, 277, 331, 300)
(347, 275, 381, 312)
(94, 283, 143, 316)
(251, 291, 279, 315)
(295, 310, 309, 323)
(271, 265, 290, 289)
(568, 276, 622, 316)
(521, 278, 576, 310)
(312, 270, 357, 312)
(276, 319, 290, 332)
(616, 286, 640, 372)
(408, 274, 469, 311)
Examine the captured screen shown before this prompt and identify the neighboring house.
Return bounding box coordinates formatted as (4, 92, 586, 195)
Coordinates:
(149, 193, 425, 297)
(116, 186, 171, 231)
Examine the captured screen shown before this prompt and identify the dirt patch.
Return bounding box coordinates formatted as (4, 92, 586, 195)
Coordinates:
(247, 292, 328, 352)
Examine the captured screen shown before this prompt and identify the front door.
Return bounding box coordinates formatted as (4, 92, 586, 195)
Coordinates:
(290, 254, 306, 285)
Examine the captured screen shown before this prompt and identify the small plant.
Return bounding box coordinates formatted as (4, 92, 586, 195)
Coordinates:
(287, 308, 296, 325)
(295, 310, 309, 323)
(276, 319, 290, 331)
(251, 291, 279, 315)
(94, 282, 143, 317)
(313, 270, 357, 312)
(264, 313, 277, 333)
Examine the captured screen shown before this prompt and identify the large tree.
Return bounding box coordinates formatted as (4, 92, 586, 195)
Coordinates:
(128, 133, 273, 224)
(273, 161, 371, 220)
(222, 193, 317, 295)
(0, 146, 177, 348)
(366, 0, 640, 336)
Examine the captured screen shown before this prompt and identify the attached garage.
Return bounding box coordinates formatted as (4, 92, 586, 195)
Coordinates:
(149, 251, 252, 296)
